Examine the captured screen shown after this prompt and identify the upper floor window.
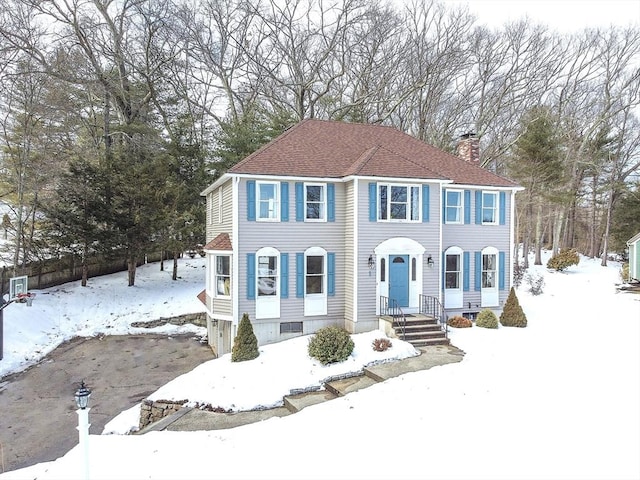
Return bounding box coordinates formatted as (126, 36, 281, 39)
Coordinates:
(215, 256, 231, 296)
(258, 181, 279, 221)
(305, 183, 326, 221)
(445, 189, 463, 224)
(378, 184, 420, 221)
(482, 192, 498, 225)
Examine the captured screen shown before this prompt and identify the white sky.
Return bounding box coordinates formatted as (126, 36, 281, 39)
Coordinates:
(443, 0, 640, 32)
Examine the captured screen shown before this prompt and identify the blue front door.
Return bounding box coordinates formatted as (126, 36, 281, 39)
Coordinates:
(389, 255, 409, 307)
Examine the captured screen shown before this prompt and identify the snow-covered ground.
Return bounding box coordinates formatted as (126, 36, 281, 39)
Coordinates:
(1, 253, 639, 480)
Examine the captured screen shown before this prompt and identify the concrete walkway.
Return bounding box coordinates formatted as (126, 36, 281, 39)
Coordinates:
(140, 344, 465, 434)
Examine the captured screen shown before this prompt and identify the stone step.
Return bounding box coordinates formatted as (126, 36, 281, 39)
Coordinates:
(324, 374, 378, 397)
(284, 389, 337, 413)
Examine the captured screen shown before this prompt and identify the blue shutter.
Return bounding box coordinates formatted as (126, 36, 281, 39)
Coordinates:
(247, 253, 255, 299)
(296, 253, 304, 298)
(463, 252, 470, 292)
(327, 184, 335, 222)
(247, 181, 256, 221)
(369, 182, 377, 221)
(474, 251, 481, 291)
(464, 190, 471, 224)
(499, 192, 506, 225)
(295, 182, 304, 221)
(475, 191, 482, 225)
(281, 183, 289, 222)
(281, 253, 289, 298)
(422, 185, 430, 222)
(499, 251, 506, 290)
(328, 253, 335, 296)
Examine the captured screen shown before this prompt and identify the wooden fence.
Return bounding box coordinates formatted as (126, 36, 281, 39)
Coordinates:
(1, 251, 170, 295)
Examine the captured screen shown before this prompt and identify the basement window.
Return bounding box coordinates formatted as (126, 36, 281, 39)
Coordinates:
(280, 322, 303, 334)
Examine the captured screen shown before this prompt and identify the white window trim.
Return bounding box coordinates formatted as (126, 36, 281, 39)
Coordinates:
(304, 246, 327, 316)
(256, 246, 280, 319)
(378, 183, 421, 222)
(304, 182, 327, 222)
(445, 189, 463, 224)
(482, 191, 499, 225)
(214, 254, 231, 298)
(444, 246, 463, 309)
(481, 246, 499, 307)
(257, 181, 280, 222)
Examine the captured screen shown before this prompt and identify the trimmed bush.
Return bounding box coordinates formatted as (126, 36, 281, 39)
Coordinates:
(372, 338, 392, 352)
(308, 326, 354, 365)
(447, 315, 473, 328)
(547, 248, 580, 272)
(476, 309, 499, 329)
(500, 287, 527, 327)
(231, 313, 259, 362)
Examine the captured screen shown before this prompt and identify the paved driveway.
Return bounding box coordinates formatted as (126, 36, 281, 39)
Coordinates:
(0, 334, 214, 473)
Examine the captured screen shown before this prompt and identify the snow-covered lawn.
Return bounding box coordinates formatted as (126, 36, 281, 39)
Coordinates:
(1, 253, 639, 480)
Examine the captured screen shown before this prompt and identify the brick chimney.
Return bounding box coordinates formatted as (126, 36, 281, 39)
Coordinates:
(457, 132, 480, 165)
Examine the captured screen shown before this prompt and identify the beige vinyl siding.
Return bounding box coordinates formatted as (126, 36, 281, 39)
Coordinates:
(355, 179, 441, 332)
(237, 178, 347, 346)
(205, 179, 233, 244)
(441, 187, 513, 315)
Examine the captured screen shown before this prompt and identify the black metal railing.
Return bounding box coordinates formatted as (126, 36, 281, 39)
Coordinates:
(379, 295, 406, 340)
(419, 294, 448, 339)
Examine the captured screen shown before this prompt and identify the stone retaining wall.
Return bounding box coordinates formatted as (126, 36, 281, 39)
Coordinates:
(139, 399, 188, 429)
(130, 312, 206, 329)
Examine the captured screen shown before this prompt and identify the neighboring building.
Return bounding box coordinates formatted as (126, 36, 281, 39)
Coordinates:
(627, 233, 640, 282)
(200, 119, 522, 356)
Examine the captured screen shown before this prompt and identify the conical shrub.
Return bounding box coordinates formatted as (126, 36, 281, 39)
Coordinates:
(500, 287, 528, 327)
(231, 313, 259, 362)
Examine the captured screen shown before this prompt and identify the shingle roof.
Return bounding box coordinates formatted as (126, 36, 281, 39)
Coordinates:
(203, 233, 232, 251)
(229, 119, 518, 188)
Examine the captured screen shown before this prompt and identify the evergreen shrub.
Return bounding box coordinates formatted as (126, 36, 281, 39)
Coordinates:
(308, 326, 354, 365)
(231, 313, 259, 362)
(547, 248, 580, 271)
(447, 315, 473, 328)
(500, 287, 527, 327)
(476, 309, 499, 329)
(372, 338, 392, 352)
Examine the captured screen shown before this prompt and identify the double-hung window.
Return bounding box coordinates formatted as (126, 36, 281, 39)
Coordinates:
(482, 192, 498, 225)
(303, 247, 327, 316)
(305, 184, 326, 221)
(378, 184, 420, 221)
(258, 255, 278, 296)
(215, 256, 231, 296)
(445, 189, 463, 224)
(482, 253, 497, 289)
(257, 181, 279, 221)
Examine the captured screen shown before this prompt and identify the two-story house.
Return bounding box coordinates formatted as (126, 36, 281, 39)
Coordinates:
(200, 119, 521, 356)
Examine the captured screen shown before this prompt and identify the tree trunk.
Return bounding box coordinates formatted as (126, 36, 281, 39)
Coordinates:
(534, 202, 542, 265)
(172, 252, 178, 281)
(127, 257, 136, 286)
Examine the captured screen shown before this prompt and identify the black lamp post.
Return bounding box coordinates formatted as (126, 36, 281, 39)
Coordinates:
(75, 381, 91, 480)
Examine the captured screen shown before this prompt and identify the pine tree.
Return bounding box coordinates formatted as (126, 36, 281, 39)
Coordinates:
(231, 313, 259, 362)
(499, 287, 528, 327)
